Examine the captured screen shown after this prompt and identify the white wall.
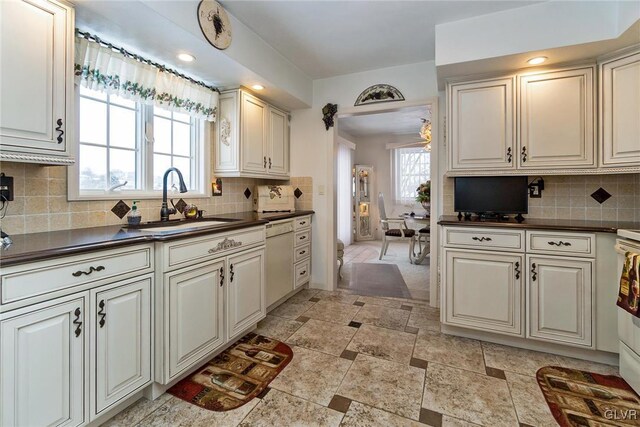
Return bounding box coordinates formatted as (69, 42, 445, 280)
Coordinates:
(289, 61, 438, 289)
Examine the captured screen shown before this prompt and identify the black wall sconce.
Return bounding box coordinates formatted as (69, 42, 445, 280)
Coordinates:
(528, 177, 545, 198)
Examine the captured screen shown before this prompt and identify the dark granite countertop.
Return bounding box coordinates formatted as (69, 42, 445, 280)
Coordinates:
(0, 210, 314, 267)
(438, 215, 640, 234)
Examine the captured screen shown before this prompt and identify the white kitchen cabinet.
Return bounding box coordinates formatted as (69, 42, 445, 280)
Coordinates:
(1, 295, 86, 427)
(599, 48, 640, 168)
(518, 67, 595, 169)
(214, 88, 290, 179)
(443, 249, 524, 336)
(526, 256, 593, 347)
(0, 0, 75, 165)
(227, 247, 266, 341)
(167, 260, 225, 380)
(93, 277, 152, 415)
(448, 77, 516, 171)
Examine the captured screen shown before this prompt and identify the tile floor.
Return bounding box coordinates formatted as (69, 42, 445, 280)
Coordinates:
(106, 288, 620, 427)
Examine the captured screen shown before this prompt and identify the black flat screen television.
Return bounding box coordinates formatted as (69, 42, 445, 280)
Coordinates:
(454, 176, 528, 215)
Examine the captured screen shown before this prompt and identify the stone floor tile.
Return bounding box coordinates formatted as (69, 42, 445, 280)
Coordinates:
(356, 295, 404, 308)
(342, 401, 424, 427)
(422, 363, 519, 427)
(482, 342, 561, 376)
(442, 415, 483, 426)
(303, 300, 362, 325)
(505, 371, 557, 427)
(103, 394, 173, 427)
(269, 346, 352, 406)
(352, 304, 410, 331)
(285, 288, 321, 304)
(346, 324, 416, 364)
(337, 354, 425, 420)
(406, 306, 441, 331)
(554, 355, 620, 376)
(413, 330, 485, 374)
(287, 319, 357, 356)
(314, 290, 360, 304)
(269, 300, 315, 320)
(254, 315, 304, 341)
(238, 389, 343, 427)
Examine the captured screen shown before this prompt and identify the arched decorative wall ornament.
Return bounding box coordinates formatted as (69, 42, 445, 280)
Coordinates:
(354, 84, 405, 106)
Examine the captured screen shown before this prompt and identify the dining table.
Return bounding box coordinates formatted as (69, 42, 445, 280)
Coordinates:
(401, 213, 431, 264)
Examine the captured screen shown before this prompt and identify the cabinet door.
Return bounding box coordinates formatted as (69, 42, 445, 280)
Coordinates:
(527, 256, 593, 347)
(443, 249, 523, 336)
(1, 297, 86, 427)
(600, 50, 640, 167)
(241, 91, 268, 173)
(267, 107, 289, 176)
(448, 78, 516, 170)
(215, 91, 240, 172)
(518, 67, 594, 169)
(94, 278, 151, 415)
(168, 260, 225, 380)
(227, 247, 266, 341)
(0, 0, 70, 153)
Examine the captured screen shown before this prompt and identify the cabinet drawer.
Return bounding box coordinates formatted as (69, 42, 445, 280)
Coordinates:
(294, 244, 311, 263)
(526, 231, 595, 257)
(165, 227, 266, 270)
(294, 259, 311, 288)
(294, 230, 311, 247)
(294, 215, 312, 230)
(444, 227, 524, 252)
(1, 246, 152, 305)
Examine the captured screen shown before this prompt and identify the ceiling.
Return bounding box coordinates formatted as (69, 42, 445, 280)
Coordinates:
(339, 105, 431, 139)
(223, 1, 541, 79)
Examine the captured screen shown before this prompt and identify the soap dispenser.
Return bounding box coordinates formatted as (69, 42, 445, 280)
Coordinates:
(128, 201, 141, 226)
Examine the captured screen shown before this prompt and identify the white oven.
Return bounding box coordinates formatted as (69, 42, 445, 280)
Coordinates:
(616, 230, 640, 394)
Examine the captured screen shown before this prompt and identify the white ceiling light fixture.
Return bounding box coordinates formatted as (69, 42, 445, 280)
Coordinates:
(177, 53, 195, 62)
(419, 118, 432, 152)
(251, 84, 265, 90)
(527, 56, 547, 65)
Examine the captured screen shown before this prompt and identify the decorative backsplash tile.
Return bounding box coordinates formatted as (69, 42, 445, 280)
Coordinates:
(590, 187, 612, 204)
(243, 188, 252, 199)
(110, 200, 130, 219)
(294, 188, 303, 199)
(173, 198, 187, 214)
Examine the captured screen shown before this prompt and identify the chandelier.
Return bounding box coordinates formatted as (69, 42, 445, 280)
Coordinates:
(419, 118, 432, 151)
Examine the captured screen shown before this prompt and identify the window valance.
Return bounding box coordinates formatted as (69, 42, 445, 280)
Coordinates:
(74, 34, 218, 122)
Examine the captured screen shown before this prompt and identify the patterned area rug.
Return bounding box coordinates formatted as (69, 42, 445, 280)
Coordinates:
(537, 366, 640, 426)
(168, 333, 293, 411)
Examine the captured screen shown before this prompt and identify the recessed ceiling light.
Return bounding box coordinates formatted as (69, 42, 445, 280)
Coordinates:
(177, 53, 195, 62)
(527, 56, 547, 65)
(251, 84, 265, 90)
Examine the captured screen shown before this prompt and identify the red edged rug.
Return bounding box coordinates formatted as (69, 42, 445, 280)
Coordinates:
(168, 333, 293, 411)
(536, 366, 640, 426)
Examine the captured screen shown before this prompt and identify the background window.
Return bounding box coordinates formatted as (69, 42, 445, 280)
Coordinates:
(393, 147, 431, 203)
(152, 108, 197, 191)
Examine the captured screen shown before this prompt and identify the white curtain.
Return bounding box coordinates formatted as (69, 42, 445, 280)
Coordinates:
(337, 142, 353, 246)
(74, 36, 218, 121)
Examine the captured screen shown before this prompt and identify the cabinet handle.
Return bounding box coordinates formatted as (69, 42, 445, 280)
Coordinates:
(72, 265, 105, 277)
(299, 221, 306, 225)
(230, 264, 234, 283)
(269, 157, 272, 169)
(56, 118, 64, 144)
(531, 263, 537, 281)
(471, 236, 492, 242)
(264, 156, 267, 168)
(507, 147, 512, 163)
(300, 270, 307, 276)
(219, 267, 224, 287)
(73, 307, 82, 337)
(98, 300, 106, 328)
(299, 235, 307, 240)
(299, 250, 306, 255)
(548, 241, 572, 247)
(521, 146, 527, 163)
(515, 261, 521, 280)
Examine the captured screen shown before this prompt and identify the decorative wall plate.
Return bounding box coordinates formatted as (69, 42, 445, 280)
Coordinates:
(198, 0, 232, 50)
(354, 84, 405, 106)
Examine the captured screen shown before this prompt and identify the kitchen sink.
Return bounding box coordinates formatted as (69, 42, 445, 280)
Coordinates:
(127, 218, 240, 233)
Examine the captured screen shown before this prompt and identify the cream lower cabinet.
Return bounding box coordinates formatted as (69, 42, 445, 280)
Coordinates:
(443, 249, 524, 336)
(1, 296, 87, 427)
(227, 248, 266, 341)
(526, 255, 593, 347)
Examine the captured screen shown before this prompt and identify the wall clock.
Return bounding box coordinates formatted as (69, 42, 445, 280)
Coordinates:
(198, 0, 232, 50)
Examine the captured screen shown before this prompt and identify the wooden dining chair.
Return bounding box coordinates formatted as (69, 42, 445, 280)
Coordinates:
(378, 193, 416, 263)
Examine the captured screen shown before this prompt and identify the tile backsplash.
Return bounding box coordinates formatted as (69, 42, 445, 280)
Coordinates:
(443, 174, 640, 222)
(0, 161, 312, 235)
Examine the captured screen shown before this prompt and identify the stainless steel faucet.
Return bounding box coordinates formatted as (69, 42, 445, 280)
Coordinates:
(160, 167, 188, 221)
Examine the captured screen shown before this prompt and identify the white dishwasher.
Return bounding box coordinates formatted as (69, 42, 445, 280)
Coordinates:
(266, 219, 294, 308)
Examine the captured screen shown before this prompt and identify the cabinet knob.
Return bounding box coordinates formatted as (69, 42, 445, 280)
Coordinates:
(507, 147, 512, 163)
(56, 118, 64, 144)
(264, 156, 267, 168)
(531, 263, 537, 281)
(73, 307, 82, 337)
(515, 261, 521, 280)
(300, 270, 306, 276)
(230, 264, 234, 283)
(521, 146, 527, 163)
(98, 300, 106, 328)
(269, 157, 272, 169)
(219, 267, 224, 287)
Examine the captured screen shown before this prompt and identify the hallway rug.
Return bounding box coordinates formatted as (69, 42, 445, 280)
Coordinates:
(168, 333, 293, 411)
(348, 263, 412, 298)
(536, 366, 640, 426)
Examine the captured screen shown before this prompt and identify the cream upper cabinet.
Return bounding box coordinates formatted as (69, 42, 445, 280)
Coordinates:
(526, 255, 593, 348)
(599, 48, 640, 168)
(0, 0, 75, 165)
(518, 67, 595, 169)
(215, 88, 290, 179)
(448, 77, 516, 171)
